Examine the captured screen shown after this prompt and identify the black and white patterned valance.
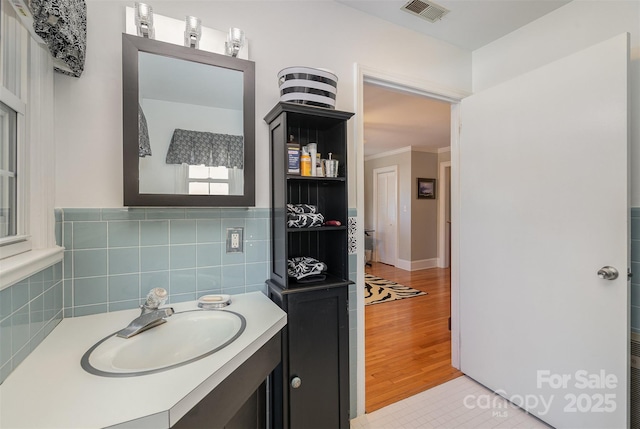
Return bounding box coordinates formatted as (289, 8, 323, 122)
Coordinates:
(165, 129, 244, 168)
(138, 104, 152, 157)
(30, 0, 87, 77)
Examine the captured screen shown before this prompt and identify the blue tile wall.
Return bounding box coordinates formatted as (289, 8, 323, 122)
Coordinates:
(60, 208, 270, 317)
(631, 208, 640, 334)
(0, 262, 63, 384)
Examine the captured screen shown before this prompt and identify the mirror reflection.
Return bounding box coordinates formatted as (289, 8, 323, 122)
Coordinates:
(122, 34, 255, 207)
(137, 52, 244, 196)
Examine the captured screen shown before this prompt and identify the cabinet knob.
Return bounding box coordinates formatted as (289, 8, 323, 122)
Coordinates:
(291, 376, 302, 389)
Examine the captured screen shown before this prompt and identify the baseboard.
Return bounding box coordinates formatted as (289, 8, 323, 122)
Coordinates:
(436, 257, 451, 268)
(396, 258, 438, 271)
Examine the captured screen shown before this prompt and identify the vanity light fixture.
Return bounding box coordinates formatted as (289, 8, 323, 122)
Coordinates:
(225, 27, 245, 57)
(184, 16, 202, 48)
(134, 2, 155, 39)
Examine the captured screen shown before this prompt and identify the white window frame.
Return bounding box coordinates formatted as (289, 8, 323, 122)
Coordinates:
(188, 165, 231, 195)
(0, 87, 29, 258)
(0, 3, 31, 260)
(0, 0, 63, 289)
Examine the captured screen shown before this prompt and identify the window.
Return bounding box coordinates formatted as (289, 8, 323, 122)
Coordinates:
(0, 101, 17, 239)
(188, 165, 235, 195)
(0, 89, 29, 261)
(0, 0, 30, 261)
(0, 0, 62, 277)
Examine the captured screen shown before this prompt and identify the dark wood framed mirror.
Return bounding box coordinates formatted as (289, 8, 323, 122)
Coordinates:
(122, 34, 255, 206)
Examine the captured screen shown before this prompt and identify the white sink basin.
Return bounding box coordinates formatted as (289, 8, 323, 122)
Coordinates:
(81, 310, 246, 377)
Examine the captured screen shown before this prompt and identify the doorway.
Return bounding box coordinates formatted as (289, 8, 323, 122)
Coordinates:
(356, 74, 458, 414)
(354, 65, 467, 416)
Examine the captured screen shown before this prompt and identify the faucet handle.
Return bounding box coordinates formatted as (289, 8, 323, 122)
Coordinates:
(145, 287, 168, 309)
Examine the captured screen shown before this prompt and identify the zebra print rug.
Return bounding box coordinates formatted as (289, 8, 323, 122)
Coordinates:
(364, 274, 427, 305)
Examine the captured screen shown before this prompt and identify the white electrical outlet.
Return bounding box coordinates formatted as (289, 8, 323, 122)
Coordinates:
(226, 227, 243, 253)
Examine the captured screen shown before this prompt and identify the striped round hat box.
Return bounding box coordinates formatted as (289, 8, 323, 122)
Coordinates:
(277, 66, 337, 109)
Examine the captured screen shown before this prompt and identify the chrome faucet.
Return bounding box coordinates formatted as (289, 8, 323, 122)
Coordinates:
(116, 288, 174, 339)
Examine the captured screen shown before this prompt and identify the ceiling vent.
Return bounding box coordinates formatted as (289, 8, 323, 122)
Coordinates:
(401, 0, 449, 23)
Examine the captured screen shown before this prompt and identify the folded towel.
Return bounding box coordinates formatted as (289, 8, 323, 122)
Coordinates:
(287, 203, 317, 214)
(288, 257, 327, 281)
(288, 213, 324, 228)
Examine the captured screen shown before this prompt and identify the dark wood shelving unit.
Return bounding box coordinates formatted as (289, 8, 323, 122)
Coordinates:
(265, 102, 354, 429)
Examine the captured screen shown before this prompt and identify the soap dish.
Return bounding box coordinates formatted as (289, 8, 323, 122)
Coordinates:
(198, 294, 231, 309)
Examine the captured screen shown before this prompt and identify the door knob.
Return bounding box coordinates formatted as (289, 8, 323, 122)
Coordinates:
(291, 376, 302, 389)
(597, 266, 619, 280)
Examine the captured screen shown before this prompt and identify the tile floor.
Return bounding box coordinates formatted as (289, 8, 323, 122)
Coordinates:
(350, 376, 552, 429)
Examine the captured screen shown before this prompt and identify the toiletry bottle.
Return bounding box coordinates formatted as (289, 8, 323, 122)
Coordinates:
(287, 135, 300, 175)
(300, 146, 311, 176)
(316, 153, 323, 176)
(307, 143, 317, 177)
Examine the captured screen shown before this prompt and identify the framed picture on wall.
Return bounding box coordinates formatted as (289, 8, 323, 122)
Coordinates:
(417, 178, 436, 199)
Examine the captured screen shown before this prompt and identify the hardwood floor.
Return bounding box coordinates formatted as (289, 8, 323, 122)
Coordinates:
(365, 262, 463, 412)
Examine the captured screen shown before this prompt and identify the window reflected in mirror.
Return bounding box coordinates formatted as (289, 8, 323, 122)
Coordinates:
(187, 165, 243, 195)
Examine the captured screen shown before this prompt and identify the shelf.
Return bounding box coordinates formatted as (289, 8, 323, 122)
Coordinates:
(286, 175, 345, 182)
(264, 102, 355, 126)
(287, 226, 347, 232)
(267, 274, 353, 294)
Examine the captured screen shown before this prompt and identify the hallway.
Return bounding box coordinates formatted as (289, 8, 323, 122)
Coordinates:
(365, 263, 462, 412)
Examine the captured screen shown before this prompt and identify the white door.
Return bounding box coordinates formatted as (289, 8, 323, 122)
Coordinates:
(374, 167, 397, 265)
(459, 34, 629, 429)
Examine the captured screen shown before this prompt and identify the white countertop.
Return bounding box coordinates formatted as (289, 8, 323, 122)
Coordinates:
(0, 292, 286, 429)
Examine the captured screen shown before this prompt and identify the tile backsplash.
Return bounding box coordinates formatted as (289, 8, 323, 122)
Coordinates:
(5, 206, 361, 415)
(0, 263, 63, 384)
(58, 208, 270, 317)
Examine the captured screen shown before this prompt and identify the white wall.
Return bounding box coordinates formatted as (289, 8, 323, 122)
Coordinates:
(54, 0, 472, 208)
(473, 0, 640, 205)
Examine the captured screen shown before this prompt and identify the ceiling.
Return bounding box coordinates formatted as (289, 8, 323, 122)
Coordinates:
(347, 0, 572, 157)
(363, 83, 451, 157)
(337, 0, 571, 51)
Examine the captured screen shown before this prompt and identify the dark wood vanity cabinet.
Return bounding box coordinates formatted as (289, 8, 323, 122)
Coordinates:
(173, 334, 280, 429)
(264, 103, 354, 429)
